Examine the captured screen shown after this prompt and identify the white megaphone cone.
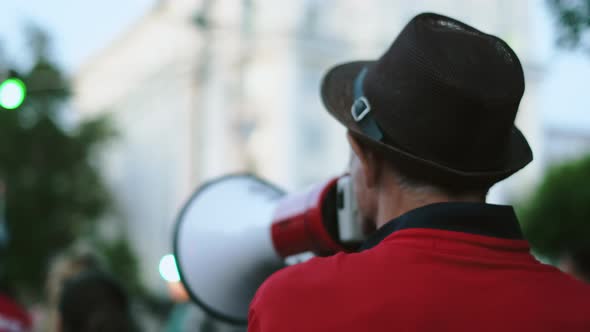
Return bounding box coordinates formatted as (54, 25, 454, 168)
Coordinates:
(173, 174, 364, 325)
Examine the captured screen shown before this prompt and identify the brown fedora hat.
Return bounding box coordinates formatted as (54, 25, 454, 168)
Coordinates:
(321, 13, 533, 189)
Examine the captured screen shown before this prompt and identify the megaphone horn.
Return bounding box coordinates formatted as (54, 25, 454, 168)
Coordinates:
(173, 174, 360, 325)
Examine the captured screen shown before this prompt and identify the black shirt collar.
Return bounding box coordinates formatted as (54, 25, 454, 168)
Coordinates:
(360, 202, 524, 251)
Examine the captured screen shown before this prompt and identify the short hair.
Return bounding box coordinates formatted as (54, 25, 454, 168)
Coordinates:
(58, 271, 136, 332)
(350, 132, 490, 199)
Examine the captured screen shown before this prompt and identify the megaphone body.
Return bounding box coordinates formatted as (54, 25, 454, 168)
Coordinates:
(174, 174, 363, 325)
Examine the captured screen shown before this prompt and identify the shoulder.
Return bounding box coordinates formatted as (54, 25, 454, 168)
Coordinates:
(526, 263, 590, 317)
(254, 254, 338, 299)
(552, 271, 590, 300)
(250, 249, 383, 309)
(247, 249, 396, 331)
(250, 251, 364, 309)
(248, 254, 347, 331)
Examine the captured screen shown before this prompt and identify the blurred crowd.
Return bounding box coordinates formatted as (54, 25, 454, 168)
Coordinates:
(1, 249, 138, 332)
(0, 245, 246, 332)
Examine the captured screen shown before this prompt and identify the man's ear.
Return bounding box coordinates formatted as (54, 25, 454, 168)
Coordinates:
(347, 132, 381, 188)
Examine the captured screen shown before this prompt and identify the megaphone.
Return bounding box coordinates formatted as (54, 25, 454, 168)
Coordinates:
(173, 174, 363, 325)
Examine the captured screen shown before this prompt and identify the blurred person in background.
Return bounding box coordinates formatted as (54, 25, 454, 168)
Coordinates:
(41, 250, 102, 332)
(57, 271, 136, 332)
(248, 13, 590, 331)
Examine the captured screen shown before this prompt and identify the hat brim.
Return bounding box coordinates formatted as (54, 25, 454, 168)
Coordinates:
(320, 61, 533, 187)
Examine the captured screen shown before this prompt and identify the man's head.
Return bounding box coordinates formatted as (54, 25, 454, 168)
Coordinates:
(320, 13, 533, 230)
(347, 131, 490, 231)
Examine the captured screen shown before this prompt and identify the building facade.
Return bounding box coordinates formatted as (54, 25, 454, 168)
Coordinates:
(74, 0, 541, 295)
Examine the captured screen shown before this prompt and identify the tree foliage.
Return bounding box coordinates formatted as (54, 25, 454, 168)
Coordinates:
(549, 0, 590, 50)
(93, 236, 146, 299)
(0, 26, 127, 298)
(519, 155, 590, 260)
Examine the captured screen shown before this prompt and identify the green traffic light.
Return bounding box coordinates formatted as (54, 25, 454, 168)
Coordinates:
(0, 78, 26, 110)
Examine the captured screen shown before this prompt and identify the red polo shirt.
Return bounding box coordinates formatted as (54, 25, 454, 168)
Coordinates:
(248, 203, 590, 332)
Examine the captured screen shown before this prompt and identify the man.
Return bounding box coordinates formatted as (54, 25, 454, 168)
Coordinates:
(248, 13, 590, 331)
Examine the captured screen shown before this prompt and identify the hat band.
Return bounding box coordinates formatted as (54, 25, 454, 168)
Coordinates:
(351, 68, 384, 141)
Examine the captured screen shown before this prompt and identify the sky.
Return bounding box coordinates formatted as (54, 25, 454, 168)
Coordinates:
(0, 0, 157, 71)
(0, 0, 588, 130)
